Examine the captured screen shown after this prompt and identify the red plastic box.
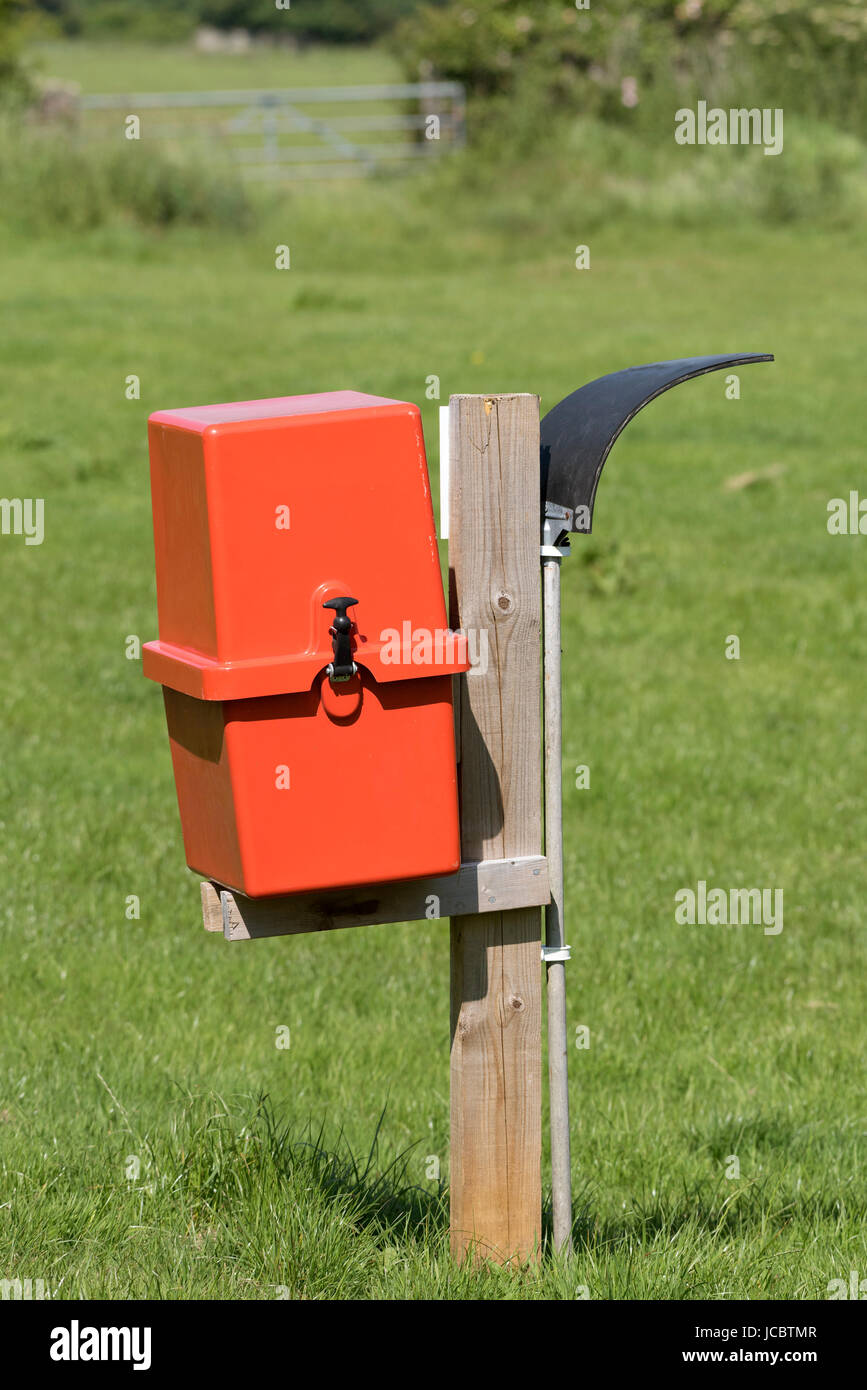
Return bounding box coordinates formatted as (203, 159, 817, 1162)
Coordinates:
(144, 392, 468, 897)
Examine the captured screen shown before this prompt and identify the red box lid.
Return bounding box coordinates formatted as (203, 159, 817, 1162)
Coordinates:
(144, 392, 469, 700)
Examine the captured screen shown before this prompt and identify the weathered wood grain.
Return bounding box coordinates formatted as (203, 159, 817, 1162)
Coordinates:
(202, 855, 549, 940)
(201, 880, 223, 932)
(448, 394, 543, 1265)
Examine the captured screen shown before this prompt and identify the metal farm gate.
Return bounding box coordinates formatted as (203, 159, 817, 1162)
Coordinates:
(79, 83, 466, 180)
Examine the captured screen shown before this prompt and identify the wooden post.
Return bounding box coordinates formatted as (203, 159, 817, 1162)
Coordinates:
(448, 394, 543, 1264)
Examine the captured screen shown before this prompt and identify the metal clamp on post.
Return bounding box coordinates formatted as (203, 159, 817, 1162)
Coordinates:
(541, 943, 571, 963)
(542, 502, 572, 556)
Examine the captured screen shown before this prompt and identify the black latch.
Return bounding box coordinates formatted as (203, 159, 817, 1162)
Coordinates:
(323, 596, 358, 683)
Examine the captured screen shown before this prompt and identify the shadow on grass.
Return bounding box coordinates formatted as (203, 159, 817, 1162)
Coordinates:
(161, 1091, 864, 1263)
(563, 1173, 866, 1255)
(155, 1090, 448, 1246)
(257, 1096, 449, 1244)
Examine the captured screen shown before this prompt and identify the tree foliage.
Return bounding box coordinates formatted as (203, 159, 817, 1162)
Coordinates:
(0, 0, 33, 103)
(30, 0, 439, 42)
(393, 0, 867, 133)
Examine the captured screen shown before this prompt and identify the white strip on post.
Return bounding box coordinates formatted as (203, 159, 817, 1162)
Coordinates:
(439, 403, 450, 539)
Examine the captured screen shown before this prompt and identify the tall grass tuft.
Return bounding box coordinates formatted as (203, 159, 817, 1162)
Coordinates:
(0, 121, 254, 233)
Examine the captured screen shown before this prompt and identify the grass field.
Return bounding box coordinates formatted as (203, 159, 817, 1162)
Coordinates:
(28, 38, 401, 93)
(0, 39, 866, 1301)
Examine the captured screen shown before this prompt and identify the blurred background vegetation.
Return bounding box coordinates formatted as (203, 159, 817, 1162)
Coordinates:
(0, 0, 865, 234)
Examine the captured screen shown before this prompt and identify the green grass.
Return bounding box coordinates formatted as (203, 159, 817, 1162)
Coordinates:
(27, 38, 401, 94)
(1, 42, 866, 1301)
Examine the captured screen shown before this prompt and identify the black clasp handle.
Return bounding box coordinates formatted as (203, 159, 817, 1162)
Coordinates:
(323, 596, 358, 683)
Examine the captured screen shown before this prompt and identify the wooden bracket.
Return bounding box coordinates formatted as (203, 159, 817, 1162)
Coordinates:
(201, 854, 549, 941)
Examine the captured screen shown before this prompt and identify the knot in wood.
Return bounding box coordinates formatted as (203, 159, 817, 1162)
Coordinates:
(494, 590, 514, 616)
(500, 993, 525, 1024)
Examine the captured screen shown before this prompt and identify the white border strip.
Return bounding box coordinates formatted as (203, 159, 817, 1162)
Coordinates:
(439, 403, 450, 539)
